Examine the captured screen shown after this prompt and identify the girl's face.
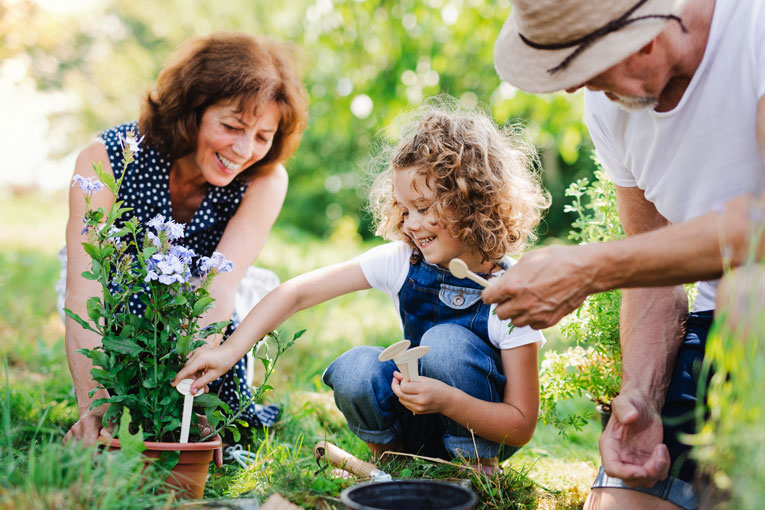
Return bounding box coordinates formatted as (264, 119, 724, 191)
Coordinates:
(185, 99, 281, 187)
(393, 167, 487, 272)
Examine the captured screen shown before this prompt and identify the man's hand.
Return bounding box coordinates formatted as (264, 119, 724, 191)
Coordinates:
(63, 410, 107, 446)
(390, 372, 454, 415)
(482, 245, 597, 329)
(599, 391, 670, 488)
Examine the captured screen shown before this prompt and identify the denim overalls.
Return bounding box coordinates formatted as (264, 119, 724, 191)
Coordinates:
(323, 256, 514, 460)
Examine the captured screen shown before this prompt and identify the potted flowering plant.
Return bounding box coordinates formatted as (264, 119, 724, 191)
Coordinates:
(65, 131, 298, 497)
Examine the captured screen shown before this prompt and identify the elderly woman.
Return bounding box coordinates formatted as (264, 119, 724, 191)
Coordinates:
(62, 32, 308, 444)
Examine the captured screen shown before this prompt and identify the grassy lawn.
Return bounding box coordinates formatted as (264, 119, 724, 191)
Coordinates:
(0, 189, 600, 509)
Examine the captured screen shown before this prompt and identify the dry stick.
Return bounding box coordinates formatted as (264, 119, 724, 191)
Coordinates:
(379, 451, 481, 473)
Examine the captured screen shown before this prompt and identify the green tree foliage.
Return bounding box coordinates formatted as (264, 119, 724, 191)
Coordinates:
(4, 0, 597, 239)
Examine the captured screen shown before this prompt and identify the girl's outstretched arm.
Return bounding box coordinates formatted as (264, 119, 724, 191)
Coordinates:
(392, 342, 539, 446)
(173, 259, 371, 393)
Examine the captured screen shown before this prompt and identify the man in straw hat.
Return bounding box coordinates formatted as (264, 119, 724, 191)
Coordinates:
(484, 0, 765, 509)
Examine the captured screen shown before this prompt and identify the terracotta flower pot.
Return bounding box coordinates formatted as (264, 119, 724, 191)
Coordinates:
(99, 435, 222, 499)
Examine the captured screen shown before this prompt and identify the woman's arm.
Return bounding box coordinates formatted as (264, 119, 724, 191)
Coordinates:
(392, 343, 540, 446)
(173, 259, 372, 393)
(197, 164, 289, 346)
(63, 141, 115, 444)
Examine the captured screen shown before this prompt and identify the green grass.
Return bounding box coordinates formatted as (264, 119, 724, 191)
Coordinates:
(0, 189, 599, 509)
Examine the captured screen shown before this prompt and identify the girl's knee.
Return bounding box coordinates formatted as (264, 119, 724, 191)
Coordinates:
(324, 346, 392, 400)
(420, 324, 490, 373)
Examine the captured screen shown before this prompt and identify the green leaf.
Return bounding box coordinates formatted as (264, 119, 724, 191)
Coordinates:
(171, 295, 187, 306)
(116, 408, 145, 460)
(64, 309, 97, 333)
(162, 417, 181, 431)
(102, 336, 144, 356)
(194, 393, 226, 409)
(86, 297, 105, 323)
(92, 160, 117, 195)
(192, 296, 215, 316)
(90, 368, 110, 381)
(81, 271, 99, 281)
(82, 243, 101, 260)
(293, 329, 307, 340)
(229, 426, 241, 442)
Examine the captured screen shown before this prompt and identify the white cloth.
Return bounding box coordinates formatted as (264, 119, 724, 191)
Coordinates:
(584, 0, 765, 311)
(355, 241, 545, 350)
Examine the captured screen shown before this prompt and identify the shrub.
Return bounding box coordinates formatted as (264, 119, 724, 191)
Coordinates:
(538, 168, 623, 432)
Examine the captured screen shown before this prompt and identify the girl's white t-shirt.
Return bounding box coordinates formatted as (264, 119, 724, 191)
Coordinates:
(584, 0, 765, 311)
(355, 241, 545, 350)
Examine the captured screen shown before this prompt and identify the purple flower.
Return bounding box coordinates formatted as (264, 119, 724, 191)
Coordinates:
(147, 214, 166, 232)
(170, 245, 196, 265)
(118, 131, 144, 155)
(198, 252, 234, 274)
(107, 226, 123, 248)
(81, 218, 89, 235)
(164, 219, 185, 240)
(145, 252, 190, 285)
(146, 215, 185, 240)
(72, 174, 105, 197)
(146, 231, 161, 248)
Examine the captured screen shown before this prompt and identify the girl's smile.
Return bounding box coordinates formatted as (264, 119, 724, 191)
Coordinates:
(393, 167, 492, 273)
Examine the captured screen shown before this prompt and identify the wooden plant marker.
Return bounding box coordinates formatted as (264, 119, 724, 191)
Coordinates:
(448, 258, 489, 287)
(393, 345, 429, 382)
(175, 378, 197, 443)
(377, 339, 411, 363)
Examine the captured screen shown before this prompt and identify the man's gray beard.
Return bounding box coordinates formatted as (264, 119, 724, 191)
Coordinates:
(609, 93, 659, 112)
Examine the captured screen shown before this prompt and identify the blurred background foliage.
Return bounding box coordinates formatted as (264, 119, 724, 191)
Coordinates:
(2, 0, 595, 241)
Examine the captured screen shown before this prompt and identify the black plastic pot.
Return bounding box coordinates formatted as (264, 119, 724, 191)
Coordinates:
(340, 480, 476, 510)
(596, 403, 612, 431)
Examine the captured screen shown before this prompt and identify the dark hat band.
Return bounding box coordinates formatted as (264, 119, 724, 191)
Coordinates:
(518, 0, 687, 75)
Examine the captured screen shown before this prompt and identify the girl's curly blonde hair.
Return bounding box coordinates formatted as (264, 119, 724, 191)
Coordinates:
(369, 102, 550, 262)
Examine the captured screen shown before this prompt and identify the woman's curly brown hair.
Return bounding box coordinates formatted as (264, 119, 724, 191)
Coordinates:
(370, 102, 550, 262)
(139, 32, 308, 180)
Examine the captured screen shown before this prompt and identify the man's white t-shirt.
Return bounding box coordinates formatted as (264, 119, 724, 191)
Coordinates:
(584, 0, 765, 311)
(355, 241, 545, 350)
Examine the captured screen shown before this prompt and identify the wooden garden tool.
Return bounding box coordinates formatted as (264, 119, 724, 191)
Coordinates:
(314, 441, 392, 482)
(377, 340, 429, 382)
(448, 258, 489, 287)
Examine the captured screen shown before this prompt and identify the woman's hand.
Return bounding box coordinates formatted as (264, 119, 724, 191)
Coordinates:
(390, 371, 455, 415)
(63, 410, 107, 446)
(172, 343, 236, 395)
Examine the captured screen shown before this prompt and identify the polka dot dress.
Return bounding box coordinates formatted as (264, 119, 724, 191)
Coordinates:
(101, 122, 280, 429)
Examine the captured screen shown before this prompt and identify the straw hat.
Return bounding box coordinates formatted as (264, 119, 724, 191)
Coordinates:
(494, 0, 689, 93)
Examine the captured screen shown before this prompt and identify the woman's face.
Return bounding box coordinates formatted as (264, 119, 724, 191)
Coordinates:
(190, 99, 281, 187)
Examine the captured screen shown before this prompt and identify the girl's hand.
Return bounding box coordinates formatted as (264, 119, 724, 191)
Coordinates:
(172, 343, 236, 395)
(390, 371, 454, 415)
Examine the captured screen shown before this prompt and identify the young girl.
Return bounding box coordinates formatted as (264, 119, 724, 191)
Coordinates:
(174, 104, 550, 470)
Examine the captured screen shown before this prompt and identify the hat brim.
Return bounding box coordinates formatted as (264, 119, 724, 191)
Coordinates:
(494, 0, 689, 93)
